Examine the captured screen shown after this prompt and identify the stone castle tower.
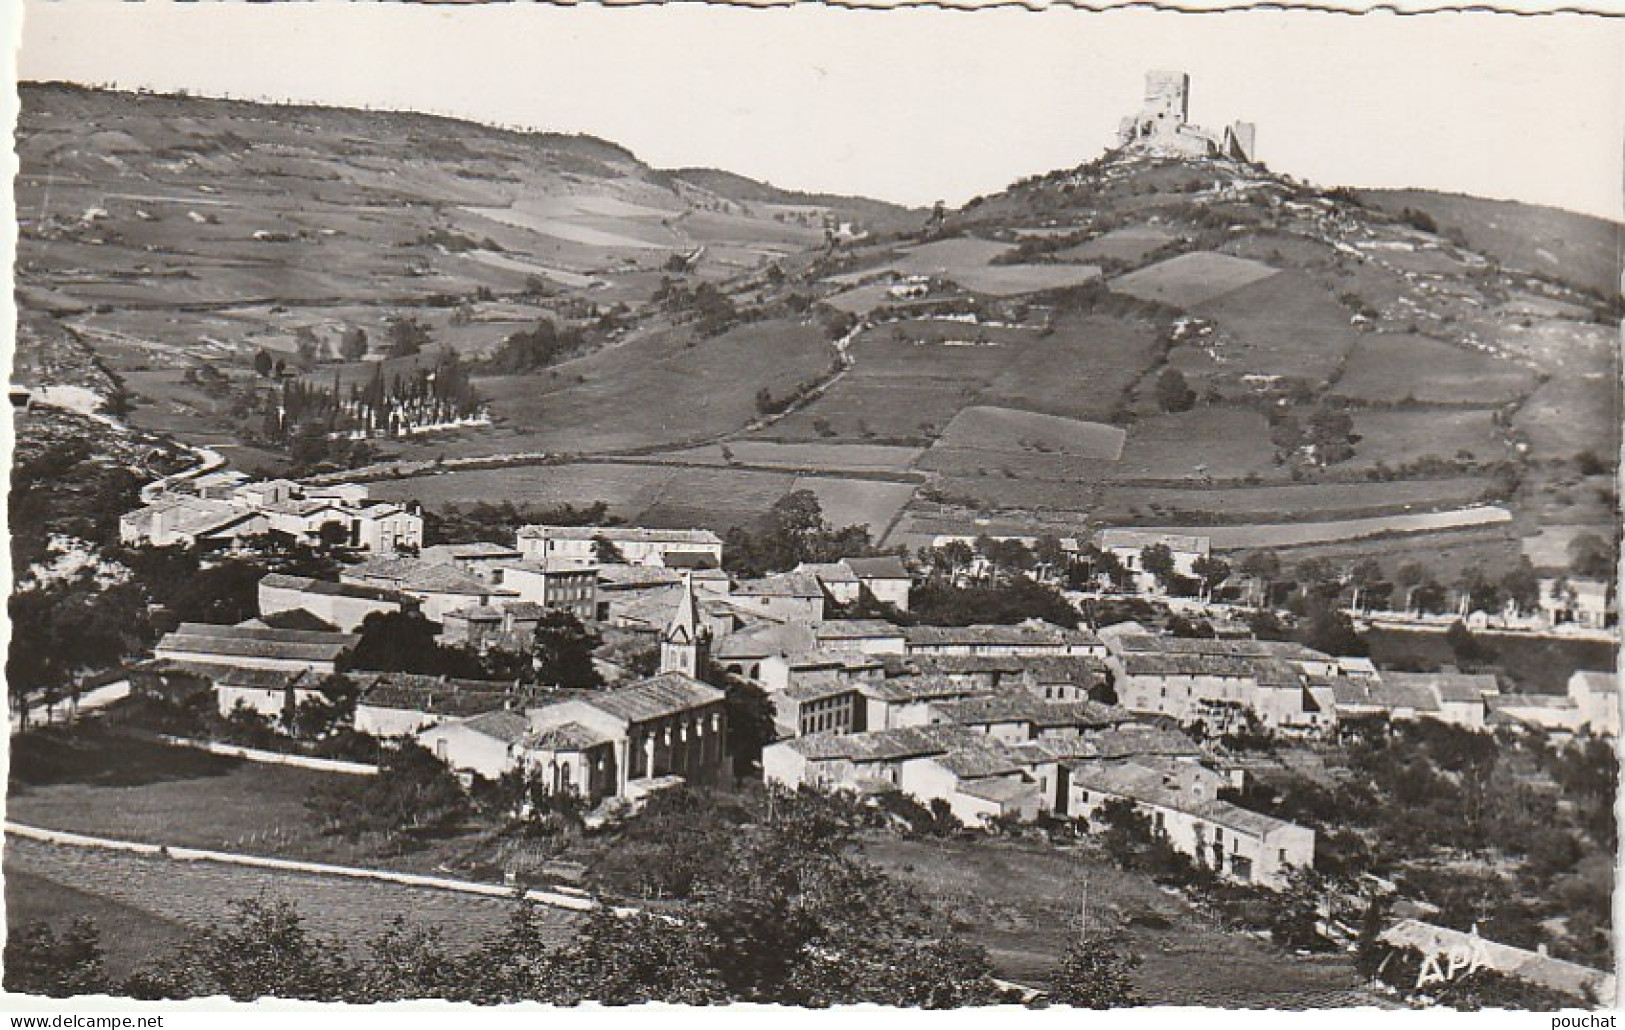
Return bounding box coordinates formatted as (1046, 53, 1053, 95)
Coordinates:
(659, 572, 708, 678)
(1117, 70, 1257, 164)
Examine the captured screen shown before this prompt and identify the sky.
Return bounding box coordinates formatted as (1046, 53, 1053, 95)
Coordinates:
(14, 2, 1625, 221)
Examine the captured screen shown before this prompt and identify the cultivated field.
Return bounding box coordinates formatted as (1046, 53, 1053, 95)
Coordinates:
(1100, 477, 1496, 525)
(768, 313, 1159, 444)
(1341, 408, 1511, 470)
(650, 440, 925, 474)
(829, 237, 1103, 296)
(369, 462, 678, 516)
(786, 476, 920, 537)
(1115, 504, 1512, 551)
(476, 317, 836, 454)
(1108, 251, 1279, 309)
(1057, 226, 1175, 264)
(1188, 269, 1362, 382)
(1331, 334, 1538, 405)
(1112, 407, 1280, 482)
(1513, 375, 1621, 460)
(931, 406, 1126, 460)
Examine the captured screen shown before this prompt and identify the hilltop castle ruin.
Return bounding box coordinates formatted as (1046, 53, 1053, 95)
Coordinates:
(1117, 70, 1257, 164)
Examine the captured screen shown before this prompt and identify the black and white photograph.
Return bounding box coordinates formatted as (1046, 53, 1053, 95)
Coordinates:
(2, 0, 1620, 1016)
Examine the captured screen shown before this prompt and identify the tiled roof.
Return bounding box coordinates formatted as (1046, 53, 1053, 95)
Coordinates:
(1382, 671, 1500, 704)
(794, 562, 860, 584)
(782, 676, 866, 703)
(1019, 655, 1112, 684)
(904, 622, 1099, 648)
(597, 565, 682, 589)
(518, 525, 723, 545)
(260, 573, 409, 604)
(214, 667, 314, 690)
(734, 572, 826, 599)
(931, 746, 1023, 779)
(956, 777, 1041, 804)
(1098, 529, 1211, 554)
(422, 542, 522, 559)
(357, 673, 521, 717)
(400, 563, 493, 596)
(1379, 920, 1615, 1001)
(900, 654, 1027, 676)
(859, 675, 993, 704)
(156, 623, 358, 663)
(254, 609, 340, 633)
(1051, 725, 1201, 760)
(930, 694, 1128, 729)
(784, 724, 984, 762)
(844, 555, 911, 579)
(1112, 635, 1323, 661)
(1571, 670, 1618, 695)
(581, 672, 724, 724)
(454, 709, 532, 744)
(522, 721, 612, 752)
(815, 619, 903, 640)
(1120, 652, 1265, 679)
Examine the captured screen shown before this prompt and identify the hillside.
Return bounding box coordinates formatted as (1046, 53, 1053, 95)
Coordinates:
(1357, 189, 1624, 301)
(12, 82, 914, 468)
(764, 145, 1619, 572)
(15, 83, 1619, 577)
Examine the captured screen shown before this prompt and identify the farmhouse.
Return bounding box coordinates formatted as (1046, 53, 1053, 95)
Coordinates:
(517, 525, 723, 569)
(1070, 759, 1312, 889)
(257, 572, 418, 633)
(843, 555, 914, 610)
(439, 602, 546, 651)
(121, 479, 423, 554)
(418, 709, 533, 780)
(1538, 577, 1616, 630)
(1098, 529, 1212, 594)
(419, 542, 525, 581)
(341, 557, 510, 623)
(1567, 670, 1618, 737)
(213, 667, 323, 722)
(153, 622, 358, 675)
(756, 650, 886, 695)
(731, 572, 829, 622)
(353, 672, 530, 737)
(1109, 633, 1349, 736)
(793, 556, 914, 611)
